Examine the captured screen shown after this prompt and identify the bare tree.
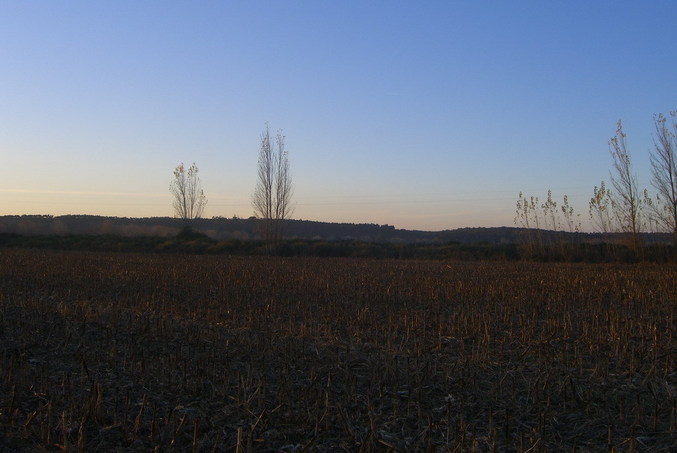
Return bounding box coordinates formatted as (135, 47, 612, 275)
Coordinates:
(608, 120, 643, 249)
(170, 162, 207, 225)
(252, 125, 294, 242)
(253, 128, 274, 239)
(648, 111, 677, 242)
(274, 133, 294, 225)
(589, 181, 614, 234)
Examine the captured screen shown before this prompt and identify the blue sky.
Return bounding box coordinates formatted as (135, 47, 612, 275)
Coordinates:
(1, 1, 675, 231)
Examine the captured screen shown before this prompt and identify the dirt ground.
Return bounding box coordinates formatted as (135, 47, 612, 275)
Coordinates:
(1, 250, 675, 451)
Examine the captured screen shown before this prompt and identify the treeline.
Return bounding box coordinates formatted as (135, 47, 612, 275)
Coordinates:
(3, 215, 673, 245)
(0, 215, 400, 241)
(1, 231, 674, 262)
(0, 215, 526, 243)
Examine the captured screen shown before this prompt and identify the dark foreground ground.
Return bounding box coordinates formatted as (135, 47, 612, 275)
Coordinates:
(0, 250, 675, 452)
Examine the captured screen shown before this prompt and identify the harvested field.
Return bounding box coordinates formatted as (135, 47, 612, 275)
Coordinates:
(0, 250, 675, 452)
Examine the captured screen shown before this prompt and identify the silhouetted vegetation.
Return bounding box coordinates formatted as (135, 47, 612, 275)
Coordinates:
(169, 162, 207, 224)
(252, 125, 294, 243)
(2, 215, 674, 244)
(1, 231, 674, 262)
(1, 214, 675, 262)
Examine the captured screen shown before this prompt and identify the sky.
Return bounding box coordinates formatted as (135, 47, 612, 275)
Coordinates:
(1, 1, 676, 232)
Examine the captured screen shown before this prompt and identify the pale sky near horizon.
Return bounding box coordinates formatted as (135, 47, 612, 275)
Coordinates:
(1, 1, 675, 231)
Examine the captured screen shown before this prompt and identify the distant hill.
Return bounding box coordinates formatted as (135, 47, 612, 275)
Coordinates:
(0, 214, 670, 244)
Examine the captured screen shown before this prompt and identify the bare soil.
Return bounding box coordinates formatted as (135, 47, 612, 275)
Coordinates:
(0, 250, 675, 452)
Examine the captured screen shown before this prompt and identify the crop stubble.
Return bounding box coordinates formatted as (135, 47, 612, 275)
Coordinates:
(0, 250, 675, 451)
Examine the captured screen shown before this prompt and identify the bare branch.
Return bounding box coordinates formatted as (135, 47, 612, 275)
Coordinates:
(648, 112, 677, 241)
(608, 120, 642, 247)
